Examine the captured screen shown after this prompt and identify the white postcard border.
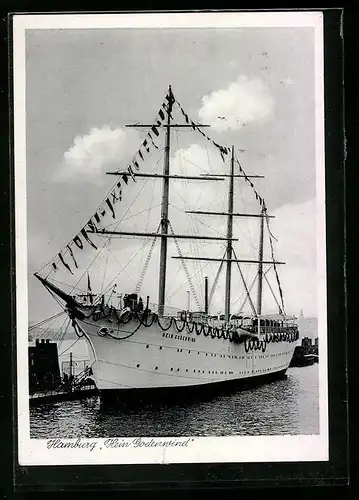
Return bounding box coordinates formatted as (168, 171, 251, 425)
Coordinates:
(13, 11, 328, 466)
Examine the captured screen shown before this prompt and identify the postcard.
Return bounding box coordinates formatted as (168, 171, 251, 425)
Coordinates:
(13, 11, 328, 466)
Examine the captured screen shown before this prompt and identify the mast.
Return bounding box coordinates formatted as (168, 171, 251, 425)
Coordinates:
(204, 276, 209, 315)
(224, 146, 235, 322)
(256, 206, 265, 315)
(158, 85, 173, 316)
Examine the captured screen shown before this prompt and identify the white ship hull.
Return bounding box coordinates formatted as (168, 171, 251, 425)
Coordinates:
(74, 311, 297, 393)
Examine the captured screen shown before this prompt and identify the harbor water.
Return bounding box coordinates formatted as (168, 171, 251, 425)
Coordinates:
(29, 339, 319, 438)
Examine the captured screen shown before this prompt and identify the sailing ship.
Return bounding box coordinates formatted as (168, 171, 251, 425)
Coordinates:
(35, 85, 299, 399)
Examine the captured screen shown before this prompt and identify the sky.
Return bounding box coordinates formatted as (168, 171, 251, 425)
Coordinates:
(24, 25, 321, 324)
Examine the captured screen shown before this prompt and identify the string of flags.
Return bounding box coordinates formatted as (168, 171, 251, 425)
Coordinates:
(234, 156, 266, 210)
(174, 98, 231, 162)
(265, 214, 285, 314)
(49, 91, 175, 276)
(175, 94, 269, 214)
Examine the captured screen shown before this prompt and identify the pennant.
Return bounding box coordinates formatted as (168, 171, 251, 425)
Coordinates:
(59, 252, 73, 275)
(111, 188, 121, 204)
(151, 125, 160, 137)
(143, 139, 150, 153)
(100, 208, 106, 217)
(166, 92, 175, 104)
(87, 272, 93, 304)
(122, 173, 128, 184)
(67, 244, 78, 268)
(162, 102, 173, 119)
(87, 272, 92, 293)
(87, 218, 98, 233)
(179, 106, 189, 124)
(81, 227, 98, 250)
(158, 109, 165, 121)
(105, 198, 116, 219)
(127, 165, 136, 181)
(94, 212, 101, 224)
(149, 133, 159, 149)
(52, 262, 58, 272)
(133, 160, 140, 171)
(138, 149, 144, 161)
(191, 121, 196, 131)
(73, 235, 84, 249)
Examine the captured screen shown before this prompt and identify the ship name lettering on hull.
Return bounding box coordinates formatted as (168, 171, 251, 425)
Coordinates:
(162, 333, 196, 343)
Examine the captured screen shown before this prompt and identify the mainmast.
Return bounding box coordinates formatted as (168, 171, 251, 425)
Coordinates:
(224, 146, 235, 322)
(256, 206, 265, 315)
(158, 85, 173, 316)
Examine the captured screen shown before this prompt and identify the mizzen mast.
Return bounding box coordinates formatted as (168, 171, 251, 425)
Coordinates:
(256, 205, 265, 316)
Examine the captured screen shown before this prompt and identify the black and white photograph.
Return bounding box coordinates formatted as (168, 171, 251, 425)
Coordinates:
(14, 11, 328, 465)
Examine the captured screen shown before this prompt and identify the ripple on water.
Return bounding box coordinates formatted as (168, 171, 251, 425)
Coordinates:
(30, 365, 319, 438)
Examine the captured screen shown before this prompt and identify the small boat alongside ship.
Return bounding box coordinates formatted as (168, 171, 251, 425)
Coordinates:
(34, 85, 299, 401)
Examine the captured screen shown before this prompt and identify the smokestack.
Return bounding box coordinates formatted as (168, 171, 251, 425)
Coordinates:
(204, 276, 209, 314)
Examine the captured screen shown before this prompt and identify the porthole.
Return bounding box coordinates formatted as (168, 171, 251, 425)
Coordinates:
(176, 368, 179, 372)
(159, 346, 163, 350)
(155, 366, 158, 370)
(186, 369, 188, 372)
(146, 345, 149, 348)
(136, 364, 140, 368)
(170, 368, 173, 371)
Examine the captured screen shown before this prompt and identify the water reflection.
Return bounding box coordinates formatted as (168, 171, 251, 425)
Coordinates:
(30, 365, 319, 438)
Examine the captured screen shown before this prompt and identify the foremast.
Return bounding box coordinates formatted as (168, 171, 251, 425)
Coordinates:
(158, 86, 173, 316)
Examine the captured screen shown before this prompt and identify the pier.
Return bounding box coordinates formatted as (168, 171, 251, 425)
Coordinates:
(29, 384, 98, 406)
(29, 338, 98, 405)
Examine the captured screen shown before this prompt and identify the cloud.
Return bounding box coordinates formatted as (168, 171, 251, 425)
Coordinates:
(56, 126, 141, 182)
(198, 75, 274, 132)
(267, 198, 317, 317)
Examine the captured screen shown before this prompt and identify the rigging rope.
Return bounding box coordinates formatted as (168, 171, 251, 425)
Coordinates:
(135, 223, 160, 294)
(265, 213, 285, 314)
(232, 248, 257, 316)
(208, 250, 226, 308)
(168, 222, 201, 311)
(29, 310, 66, 331)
